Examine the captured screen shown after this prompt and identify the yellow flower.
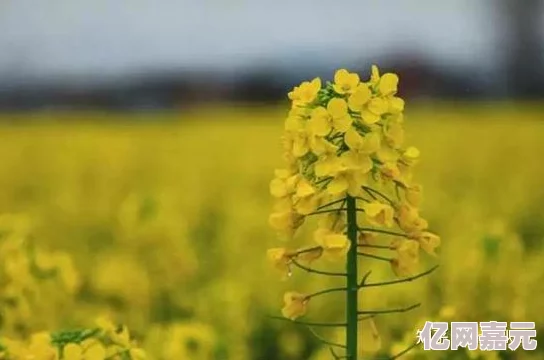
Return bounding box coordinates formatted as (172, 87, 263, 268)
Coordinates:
(376, 146, 399, 164)
(318, 211, 346, 232)
(383, 121, 404, 149)
(327, 98, 352, 132)
(293, 178, 319, 215)
(284, 112, 306, 132)
(296, 247, 323, 264)
(95, 317, 117, 334)
(269, 209, 303, 238)
(307, 107, 331, 136)
(333, 69, 360, 95)
(316, 154, 341, 178)
(357, 232, 380, 246)
(362, 201, 395, 227)
(344, 128, 380, 155)
(290, 129, 311, 157)
(409, 231, 440, 257)
(327, 172, 367, 198)
(361, 97, 389, 125)
(313, 228, 350, 260)
(269, 170, 298, 198)
(396, 204, 428, 233)
(267, 248, 294, 277)
(288, 78, 321, 106)
(288, 122, 338, 158)
(64, 342, 106, 360)
(324, 151, 372, 197)
(314, 212, 349, 259)
(347, 84, 372, 112)
(27, 332, 58, 360)
(379, 162, 401, 183)
(404, 184, 422, 207)
(110, 326, 131, 348)
(281, 292, 309, 320)
(400, 146, 420, 166)
(369, 65, 381, 87)
(388, 96, 405, 114)
(377, 73, 399, 96)
(308, 99, 352, 135)
(129, 348, 146, 360)
(369, 65, 400, 97)
(390, 239, 420, 276)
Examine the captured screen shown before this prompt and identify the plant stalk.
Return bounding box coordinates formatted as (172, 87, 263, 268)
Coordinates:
(345, 196, 359, 359)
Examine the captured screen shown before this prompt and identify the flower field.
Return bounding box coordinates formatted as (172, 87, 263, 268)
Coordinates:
(0, 100, 543, 359)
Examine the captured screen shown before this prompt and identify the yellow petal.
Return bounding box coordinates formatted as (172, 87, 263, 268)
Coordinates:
(333, 69, 360, 94)
(327, 98, 349, 119)
(63, 343, 83, 360)
(370, 65, 380, 85)
(295, 178, 315, 198)
(270, 178, 288, 198)
(348, 85, 372, 111)
(405, 184, 423, 207)
(292, 133, 309, 157)
(129, 348, 147, 360)
(367, 98, 388, 115)
(344, 128, 364, 150)
(327, 176, 349, 195)
(269, 211, 292, 231)
(284, 115, 305, 132)
(359, 317, 382, 355)
(308, 107, 332, 136)
(85, 343, 107, 360)
(360, 109, 381, 125)
(360, 132, 381, 154)
(295, 195, 319, 215)
(332, 115, 352, 133)
(388, 96, 405, 113)
(378, 73, 399, 96)
(282, 292, 308, 320)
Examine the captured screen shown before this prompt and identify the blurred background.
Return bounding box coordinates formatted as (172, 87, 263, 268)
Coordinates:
(0, 1, 543, 360)
(0, 0, 543, 110)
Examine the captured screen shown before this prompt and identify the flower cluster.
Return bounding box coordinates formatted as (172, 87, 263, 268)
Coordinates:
(267, 67, 441, 320)
(0, 318, 146, 360)
(0, 214, 80, 337)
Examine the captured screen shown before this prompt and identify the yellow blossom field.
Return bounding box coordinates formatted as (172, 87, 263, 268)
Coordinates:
(0, 100, 543, 359)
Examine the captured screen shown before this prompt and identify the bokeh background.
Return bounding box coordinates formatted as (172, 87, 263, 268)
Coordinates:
(0, 1, 543, 359)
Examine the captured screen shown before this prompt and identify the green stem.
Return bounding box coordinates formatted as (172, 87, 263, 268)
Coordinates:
(345, 196, 359, 360)
(268, 316, 347, 327)
(358, 227, 407, 238)
(358, 303, 421, 315)
(306, 286, 347, 299)
(360, 265, 439, 289)
(357, 252, 392, 262)
(291, 259, 347, 277)
(307, 208, 347, 216)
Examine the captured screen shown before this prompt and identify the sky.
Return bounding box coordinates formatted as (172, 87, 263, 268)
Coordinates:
(0, 0, 514, 84)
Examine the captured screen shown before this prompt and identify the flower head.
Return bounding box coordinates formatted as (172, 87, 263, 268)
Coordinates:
(333, 69, 360, 95)
(282, 292, 309, 320)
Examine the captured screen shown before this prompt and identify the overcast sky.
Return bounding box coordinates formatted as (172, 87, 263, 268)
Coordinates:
(0, 0, 513, 82)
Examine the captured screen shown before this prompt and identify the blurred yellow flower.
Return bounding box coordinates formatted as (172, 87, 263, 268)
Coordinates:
(281, 291, 309, 320)
(405, 184, 423, 207)
(314, 229, 350, 260)
(410, 231, 441, 257)
(362, 201, 395, 228)
(267, 247, 293, 277)
(391, 239, 420, 276)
